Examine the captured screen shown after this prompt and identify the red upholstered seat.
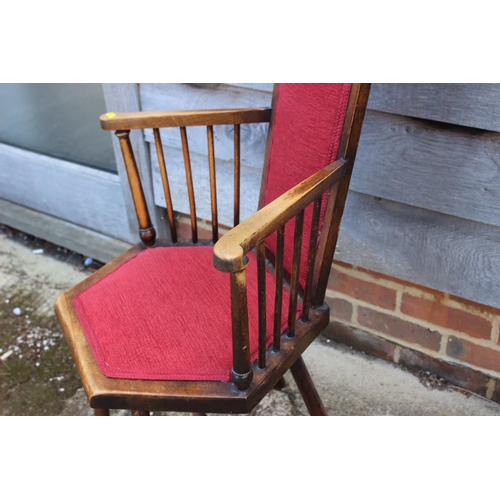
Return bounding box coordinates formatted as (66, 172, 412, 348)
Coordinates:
(73, 246, 293, 382)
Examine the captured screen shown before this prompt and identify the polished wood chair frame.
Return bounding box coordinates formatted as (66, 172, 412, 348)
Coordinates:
(55, 84, 371, 416)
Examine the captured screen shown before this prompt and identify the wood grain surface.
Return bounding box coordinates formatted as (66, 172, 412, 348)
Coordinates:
(368, 83, 500, 133)
(0, 143, 132, 241)
(337, 191, 500, 309)
(352, 110, 500, 228)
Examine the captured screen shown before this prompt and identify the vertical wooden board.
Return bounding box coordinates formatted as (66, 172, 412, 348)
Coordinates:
(368, 84, 500, 133)
(350, 110, 500, 228)
(336, 192, 500, 309)
(150, 145, 261, 227)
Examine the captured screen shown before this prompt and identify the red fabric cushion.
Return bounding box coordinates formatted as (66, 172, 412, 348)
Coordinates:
(73, 246, 294, 381)
(262, 84, 352, 288)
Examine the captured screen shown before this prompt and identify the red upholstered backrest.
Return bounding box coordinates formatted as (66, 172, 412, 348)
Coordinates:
(261, 84, 352, 288)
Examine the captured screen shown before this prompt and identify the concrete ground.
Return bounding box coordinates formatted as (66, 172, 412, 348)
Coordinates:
(2, 225, 500, 416)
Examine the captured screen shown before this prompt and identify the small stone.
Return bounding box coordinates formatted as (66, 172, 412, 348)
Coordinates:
(59, 388, 65, 392)
(33, 249, 44, 254)
(35, 362, 40, 367)
(5, 299, 10, 303)
(83, 257, 93, 267)
(1, 350, 13, 360)
(13, 307, 22, 316)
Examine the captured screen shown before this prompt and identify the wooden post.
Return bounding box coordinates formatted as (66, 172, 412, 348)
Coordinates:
(230, 258, 253, 390)
(116, 130, 156, 247)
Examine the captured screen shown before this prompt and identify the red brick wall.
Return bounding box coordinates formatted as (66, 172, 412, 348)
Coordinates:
(325, 260, 500, 400)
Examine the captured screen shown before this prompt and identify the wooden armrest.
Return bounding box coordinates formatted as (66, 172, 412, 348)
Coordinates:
(213, 159, 347, 273)
(100, 108, 272, 131)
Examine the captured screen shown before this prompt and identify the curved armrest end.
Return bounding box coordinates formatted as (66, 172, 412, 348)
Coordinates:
(213, 236, 246, 273)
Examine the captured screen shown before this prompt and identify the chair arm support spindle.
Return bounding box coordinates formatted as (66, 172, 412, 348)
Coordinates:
(273, 225, 285, 351)
(287, 210, 304, 338)
(116, 130, 156, 247)
(257, 242, 267, 368)
(207, 125, 218, 243)
(180, 127, 198, 244)
(234, 124, 241, 227)
(230, 258, 253, 391)
(153, 128, 177, 243)
(301, 197, 322, 320)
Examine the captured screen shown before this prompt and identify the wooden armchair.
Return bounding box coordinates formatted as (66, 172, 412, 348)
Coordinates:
(55, 84, 371, 416)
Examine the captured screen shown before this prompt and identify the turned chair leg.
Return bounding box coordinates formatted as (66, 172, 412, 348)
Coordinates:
(132, 410, 150, 416)
(192, 412, 207, 416)
(290, 356, 327, 416)
(94, 408, 110, 416)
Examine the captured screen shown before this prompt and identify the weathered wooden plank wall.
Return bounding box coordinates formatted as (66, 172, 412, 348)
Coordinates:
(351, 111, 500, 227)
(137, 83, 500, 309)
(351, 84, 500, 309)
(0, 143, 131, 240)
(337, 192, 500, 307)
(368, 84, 500, 132)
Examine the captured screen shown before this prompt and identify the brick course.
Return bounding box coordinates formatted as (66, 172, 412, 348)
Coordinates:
(325, 259, 500, 400)
(357, 306, 442, 351)
(401, 294, 492, 340)
(446, 336, 500, 374)
(328, 267, 397, 310)
(324, 297, 352, 322)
